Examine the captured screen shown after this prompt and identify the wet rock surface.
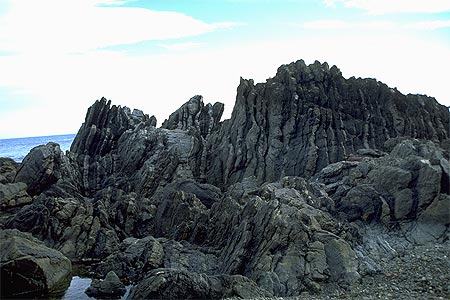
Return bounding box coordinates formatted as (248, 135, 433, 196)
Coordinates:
(1, 60, 449, 299)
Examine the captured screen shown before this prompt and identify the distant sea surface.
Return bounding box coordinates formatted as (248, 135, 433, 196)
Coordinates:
(0, 133, 76, 162)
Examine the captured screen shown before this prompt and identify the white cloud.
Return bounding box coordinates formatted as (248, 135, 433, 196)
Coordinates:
(324, 0, 450, 14)
(405, 20, 450, 29)
(158, 42, 203, 51)
(303, 19, 395, 29)
(302, 19, 450, 30)
(0, 0, 238, 54)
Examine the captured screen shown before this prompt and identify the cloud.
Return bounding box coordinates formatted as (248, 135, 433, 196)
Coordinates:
(302, 19, 395, 30)
(158, 42, 203, 51)
(302, 19, 450, 30)
(0, 0, 238, 54)
(405, 20, 450, 30)
(324, 0, 450, 14)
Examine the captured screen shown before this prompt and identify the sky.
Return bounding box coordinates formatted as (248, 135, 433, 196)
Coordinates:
(0, 0, 449, 139)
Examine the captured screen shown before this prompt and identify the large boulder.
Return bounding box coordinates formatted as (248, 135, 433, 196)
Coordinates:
(14, 142, 73, 196)
(0, 229, 72, 299)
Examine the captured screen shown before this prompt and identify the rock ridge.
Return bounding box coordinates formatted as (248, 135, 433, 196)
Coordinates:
(1, 59, 449, 299)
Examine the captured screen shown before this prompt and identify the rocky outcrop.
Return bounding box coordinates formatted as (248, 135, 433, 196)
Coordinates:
(162, 95, 224, 138)
(14, 142, 72, 196)
(316, 138, 449, 244)
(1, 59, 449, 299)
(0, 182, 32, 209)
(0, 229, 72, 299)
(85, 271, 126, 299)
(0, 158, 18, 184)
(205, 60, 449, 187)
(205, 176, 360, 296)
(127, 268, 272, 300)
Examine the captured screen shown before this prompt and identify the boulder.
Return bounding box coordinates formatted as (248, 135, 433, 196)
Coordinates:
(0, 229, 72, 299)
(127, 268, 271, 300)
(14, 142, 67, 196)
(0, 182, 32, 209)
(85, 271, 126, 299)
(0, 157, 18, 183)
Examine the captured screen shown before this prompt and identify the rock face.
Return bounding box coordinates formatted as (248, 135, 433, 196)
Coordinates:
(0, 229, 72, 299)
(161, 95, 224, 138)
(1, 59, 449, 299)
(85, 271, 126, 299)
(128, 268, 272, 300)
(205, 60, 449, 187)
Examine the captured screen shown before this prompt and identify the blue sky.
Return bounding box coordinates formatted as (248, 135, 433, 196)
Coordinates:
(0, 0, 449, 138)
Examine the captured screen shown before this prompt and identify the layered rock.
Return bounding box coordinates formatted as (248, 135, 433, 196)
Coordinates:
(162, 95, 224, 138)
(1, 59, 449, 299)
(316, 138, 450, 244)
(0, 229, 72, 299)
(205, 60, 449, 187)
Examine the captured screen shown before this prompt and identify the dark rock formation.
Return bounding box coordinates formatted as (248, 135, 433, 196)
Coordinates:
(0, 229, 72, 299)
(205, 60, 449, 187)
(316, 138, 450, 243)
(162, 95, 224, 138)
(14, 143, 69, 196)
(127, 268, 272, 300)
(0, 182, 32, 209)
(1, 59, 449, 299)
(0, 158, 18, 184)
(85, 271, 126, 299)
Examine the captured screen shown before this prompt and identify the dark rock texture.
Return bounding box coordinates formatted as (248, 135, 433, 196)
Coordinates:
(0, 229, 72, 299)
(162, 95, 224, 138)
(127, 268, 272, 300)
(85, 271, 126, 299)
(1, 59, 449, 299)
(205, 60, 449, 187)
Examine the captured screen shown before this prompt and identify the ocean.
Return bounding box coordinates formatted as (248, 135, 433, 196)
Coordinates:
(0, 133, 76, 162)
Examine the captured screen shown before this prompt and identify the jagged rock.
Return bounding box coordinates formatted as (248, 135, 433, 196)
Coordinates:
(95, 236, 164, 281)
(1, 59, 449, 298)
(0, 182, 32, 209)
(316, 138, 449, 242)
(5, 189, 120, 259)
(14, 142, 67, 196)
(127, 268, 272, 300)
(205, 177, 360, 296)
(162, 95, 224, 138)
(0, 229, 72, 299)
(206, 60, 449, 187)
(0, 157, 18, 183)
(85, 271, 126, 298)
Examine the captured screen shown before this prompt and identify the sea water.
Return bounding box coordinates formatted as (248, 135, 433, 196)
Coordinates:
(0, 133, 76, 162)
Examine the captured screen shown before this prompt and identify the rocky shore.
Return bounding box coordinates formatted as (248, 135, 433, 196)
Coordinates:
(1, 59, 449, 299)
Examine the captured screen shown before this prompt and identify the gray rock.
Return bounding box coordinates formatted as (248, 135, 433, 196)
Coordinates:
(205, 60, 449, 188)
(85, 271, 126, 298)
(161, 95, 224, 138)
(14, 142, 66, 196)
(0, 157, 18, 183)
(0, 229, 72, 299)
(127, 268, 271, 300)
(0, 182, 32, 209)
